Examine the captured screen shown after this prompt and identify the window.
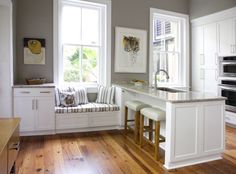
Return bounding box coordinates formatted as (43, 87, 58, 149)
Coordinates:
(54, 0, 111, 86)
(150, 8, 189, 87)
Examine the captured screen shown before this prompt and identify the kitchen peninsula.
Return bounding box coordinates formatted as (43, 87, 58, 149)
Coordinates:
(115, 83, 226, 169)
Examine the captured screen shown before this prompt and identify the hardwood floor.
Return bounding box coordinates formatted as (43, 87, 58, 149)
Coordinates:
(16, 126, 236, 174)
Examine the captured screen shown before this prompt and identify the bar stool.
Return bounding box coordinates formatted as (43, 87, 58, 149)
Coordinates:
(124, 100, 149, 144)
(140, 107, 166, 160)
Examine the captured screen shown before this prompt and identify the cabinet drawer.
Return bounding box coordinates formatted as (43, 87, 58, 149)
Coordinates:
(14, 88, 35, 96)
(35, 89, 54, 97)
(14, 88, 54, 97)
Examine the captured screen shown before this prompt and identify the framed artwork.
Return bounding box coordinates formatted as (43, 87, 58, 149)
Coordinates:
(115, 27, 147, 73)
(24, 38, 46, 65)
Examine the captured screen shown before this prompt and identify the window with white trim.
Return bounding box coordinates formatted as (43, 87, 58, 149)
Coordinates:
(54, 0, 111, 86)
(150, 8, 189, 87)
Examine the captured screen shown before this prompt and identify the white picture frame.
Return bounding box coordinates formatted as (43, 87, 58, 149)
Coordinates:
(115, 27, 147, 73)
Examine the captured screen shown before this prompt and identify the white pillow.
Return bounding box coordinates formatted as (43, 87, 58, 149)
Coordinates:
(96, 85, 115, 104)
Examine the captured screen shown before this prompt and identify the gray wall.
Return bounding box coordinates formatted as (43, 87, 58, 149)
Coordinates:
(15, 0, 53, 84)
(111, 0, 189, 83)
(14, 0, 189, 84)
(189, 0, 236, 19)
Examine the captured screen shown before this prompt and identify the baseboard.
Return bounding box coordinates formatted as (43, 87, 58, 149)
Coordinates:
(20, 130, 56, 136)
(164, 154, 222, 170)
(56, 125, 123, 134)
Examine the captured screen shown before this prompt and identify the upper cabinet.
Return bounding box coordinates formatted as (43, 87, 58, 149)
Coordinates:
(192, 26, 204, 92)
(204, 23, 218, 69)
(218, 18, 236, 56)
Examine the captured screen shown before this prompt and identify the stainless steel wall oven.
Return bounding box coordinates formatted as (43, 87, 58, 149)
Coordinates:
(220, 57, 236, 77)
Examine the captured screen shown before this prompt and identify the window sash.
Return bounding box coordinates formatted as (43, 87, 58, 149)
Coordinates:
(61, 3, 102, 46)
(62, 43, 101, 83)
(150, 8, 189, 87)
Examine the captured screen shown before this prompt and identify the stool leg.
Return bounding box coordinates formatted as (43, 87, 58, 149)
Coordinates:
(154, 121, 160, 160)
(139, 114, 144, 147)
(134, 111, 140, 144)
(124, 106, 128, 135)
(149, 119, 153, 141)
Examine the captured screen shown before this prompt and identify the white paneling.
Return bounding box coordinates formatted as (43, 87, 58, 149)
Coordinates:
(203, 23, 217, 69)
(218, 19, 234, 56)
(14, 97, 35, 131)
(174, 106, 198, 159)
(192, 26, 204, 92)
(36, 97, 55, 131)
(203, 104, 224, 153)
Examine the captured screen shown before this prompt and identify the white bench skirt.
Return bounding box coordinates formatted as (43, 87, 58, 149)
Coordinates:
(56, 109, 121, 133)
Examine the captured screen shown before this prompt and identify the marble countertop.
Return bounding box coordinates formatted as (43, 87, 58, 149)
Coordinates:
(13, 83, 55, 88)
(0, 118, 20, 154)
(113, 83, 226, 103)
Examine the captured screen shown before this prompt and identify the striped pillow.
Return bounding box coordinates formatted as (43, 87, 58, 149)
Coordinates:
(70, 87, 88, 105)
(96, 85, 115, 104)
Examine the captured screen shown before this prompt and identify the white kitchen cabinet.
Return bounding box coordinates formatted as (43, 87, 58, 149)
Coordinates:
(203, 23, 218, 69)
(204, 69, 218, 95)
(166, 101, 225, 168)
(13, 88, 55, 135)
(14, 97, 34, 132)
(191, 24, 218, 94)
(192, 26, 204, 92)
(35, 97, 55, 131)
(218, 18, 236, 56)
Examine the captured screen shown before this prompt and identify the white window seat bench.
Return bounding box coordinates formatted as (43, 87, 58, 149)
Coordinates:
(55, 91, 122, 134)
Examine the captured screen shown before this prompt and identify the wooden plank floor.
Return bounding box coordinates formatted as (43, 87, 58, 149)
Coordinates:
(16, 126, 236, 174)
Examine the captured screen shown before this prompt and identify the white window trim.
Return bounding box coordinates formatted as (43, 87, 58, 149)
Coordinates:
(149, 8, 189, 87)
(53, 0, 111, 87)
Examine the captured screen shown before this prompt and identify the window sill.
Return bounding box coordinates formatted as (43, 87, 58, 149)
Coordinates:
(59, 82, 98, 93)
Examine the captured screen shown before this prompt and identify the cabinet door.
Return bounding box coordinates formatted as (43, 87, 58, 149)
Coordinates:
(192, 26, 204, 92)
(204, 69, 218, 95)
(218, 19, 234, 55)
(14, 97, 35, 132)
(35, 97, 55, 131)
(204, 23, 218, 69)
(203, 103, 224, 155)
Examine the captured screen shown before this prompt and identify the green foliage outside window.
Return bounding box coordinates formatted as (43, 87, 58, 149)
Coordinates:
(64, 46, 98, 83)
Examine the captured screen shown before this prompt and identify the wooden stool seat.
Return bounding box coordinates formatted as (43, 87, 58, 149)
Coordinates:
(140, 107, 166, 160)
(124, 100, 149, 144)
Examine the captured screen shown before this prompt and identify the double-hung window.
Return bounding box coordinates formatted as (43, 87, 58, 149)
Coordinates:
(150, 8, 189, 87)
(54, 0, 111, 86)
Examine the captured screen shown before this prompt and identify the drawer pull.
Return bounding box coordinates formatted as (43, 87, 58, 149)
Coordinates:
(20, 91, 30, 94)
(9, 142, 20, 151)
(40, 91, 51, 94)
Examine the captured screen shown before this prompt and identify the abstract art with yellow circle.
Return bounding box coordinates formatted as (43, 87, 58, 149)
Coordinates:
(24, 38, 45, 64)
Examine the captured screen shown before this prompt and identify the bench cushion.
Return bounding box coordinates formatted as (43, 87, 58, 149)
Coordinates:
(55, 102, 120, 114)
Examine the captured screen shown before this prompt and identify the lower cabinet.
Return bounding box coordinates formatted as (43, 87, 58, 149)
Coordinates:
(13, 88, 55, 135)
(167, 101, 225, 163)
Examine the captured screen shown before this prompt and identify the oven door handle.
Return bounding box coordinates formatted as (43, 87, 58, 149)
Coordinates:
(219, 85, 236, 92)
